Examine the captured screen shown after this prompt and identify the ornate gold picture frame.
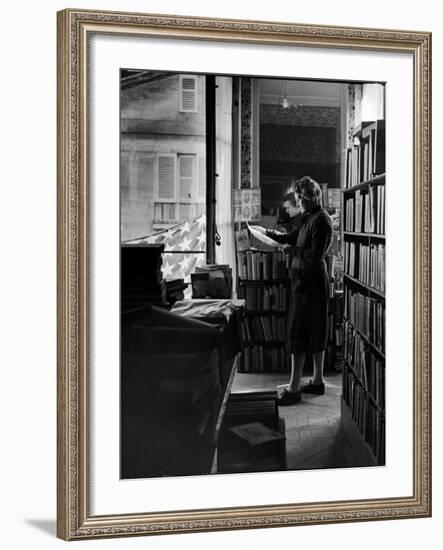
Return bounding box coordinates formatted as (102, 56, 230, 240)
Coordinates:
(57, 8, 431, 540)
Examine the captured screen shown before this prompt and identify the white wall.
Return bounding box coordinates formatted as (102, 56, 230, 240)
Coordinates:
(1, 1, 440, 549)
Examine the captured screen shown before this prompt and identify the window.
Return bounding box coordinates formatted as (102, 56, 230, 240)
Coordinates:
(178, 155, 195, 200)
(179, 75, 198, 112)
(121, 71, 235, 290)
(157, 153, 200, 203)
(155, 153, 204, 226)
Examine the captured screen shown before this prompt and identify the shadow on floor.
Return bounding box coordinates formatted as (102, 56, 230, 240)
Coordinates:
(24, 519, 56, 537)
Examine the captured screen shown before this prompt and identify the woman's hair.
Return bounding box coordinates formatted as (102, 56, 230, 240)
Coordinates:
(283, 192, 297, 207)
(293, 176, 322, 206)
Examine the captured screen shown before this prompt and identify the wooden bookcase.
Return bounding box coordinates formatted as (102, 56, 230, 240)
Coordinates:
(236, 249, 291, 373)
(341, 119, 386, 465)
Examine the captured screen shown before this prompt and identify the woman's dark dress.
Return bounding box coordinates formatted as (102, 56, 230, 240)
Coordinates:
(267, 205, 333, 353)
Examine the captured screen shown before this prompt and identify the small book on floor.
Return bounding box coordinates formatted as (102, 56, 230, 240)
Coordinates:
(230, 422, 285, 447)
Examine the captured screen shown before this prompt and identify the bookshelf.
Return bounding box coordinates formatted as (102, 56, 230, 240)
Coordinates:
(341, 119, 386, 465)
(236, 249, 291, 373)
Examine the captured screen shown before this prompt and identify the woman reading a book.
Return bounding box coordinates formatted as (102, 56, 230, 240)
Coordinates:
(254, 177, 333, 405)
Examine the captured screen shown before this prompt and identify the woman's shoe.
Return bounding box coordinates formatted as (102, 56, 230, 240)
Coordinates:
(301, 380, 325, 395)
(278, 388, 302, 406)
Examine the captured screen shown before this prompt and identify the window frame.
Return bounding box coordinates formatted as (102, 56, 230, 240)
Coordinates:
(151, 74, 216, 261)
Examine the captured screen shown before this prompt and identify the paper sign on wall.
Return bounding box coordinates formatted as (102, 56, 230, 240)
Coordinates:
(234, 188, 261, 222)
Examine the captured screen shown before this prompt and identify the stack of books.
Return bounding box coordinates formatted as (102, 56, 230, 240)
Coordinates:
(217, 391, 286, 473)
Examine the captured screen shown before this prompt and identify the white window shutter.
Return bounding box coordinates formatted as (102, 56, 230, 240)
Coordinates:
(157, 154, 176, 200)
(180, 76, 197, 112)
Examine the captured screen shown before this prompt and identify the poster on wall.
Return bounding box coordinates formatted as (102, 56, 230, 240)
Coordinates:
(234, 188, 261, 222)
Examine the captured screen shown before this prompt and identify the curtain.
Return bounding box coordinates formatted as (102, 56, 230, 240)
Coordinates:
(215, 77, 235, 281)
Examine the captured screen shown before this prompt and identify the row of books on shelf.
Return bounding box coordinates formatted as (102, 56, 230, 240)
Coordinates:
(345, 120, 385, 188)
(237, 250, 289, 281)
(241, 315, 286, 344)
(344, 290, 385, 353)
(335, 325, 344, 347)
(344, 186, 385, 234)
(239, 345, 290, 373)
(321, 185, 341, 209)
(237, 284, 289, 312)
(344, 241, 385, 293)
(342, 366, 385, 464)
(344, 322, 385, 407)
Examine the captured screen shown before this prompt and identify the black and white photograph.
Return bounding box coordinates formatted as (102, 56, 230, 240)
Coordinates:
(119, 71, 386, 479)
(2, 0, 440, 546)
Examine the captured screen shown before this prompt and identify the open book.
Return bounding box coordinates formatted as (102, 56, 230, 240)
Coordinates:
(230, 421, 285, 446)
(247, 222, 281, 247)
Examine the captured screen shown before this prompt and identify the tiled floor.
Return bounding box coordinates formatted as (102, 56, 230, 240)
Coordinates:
(231, 371, 373, 471)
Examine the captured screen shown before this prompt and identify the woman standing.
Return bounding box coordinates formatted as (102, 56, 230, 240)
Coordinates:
(255, 177, 333, 405)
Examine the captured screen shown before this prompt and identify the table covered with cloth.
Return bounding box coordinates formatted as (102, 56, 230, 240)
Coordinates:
(121, 300, 243, 479)
(170, 298, 244, 385)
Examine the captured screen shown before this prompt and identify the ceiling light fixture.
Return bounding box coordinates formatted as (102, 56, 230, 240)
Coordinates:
(279, 81, 290, 109)
(279, 81, 298, 109)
